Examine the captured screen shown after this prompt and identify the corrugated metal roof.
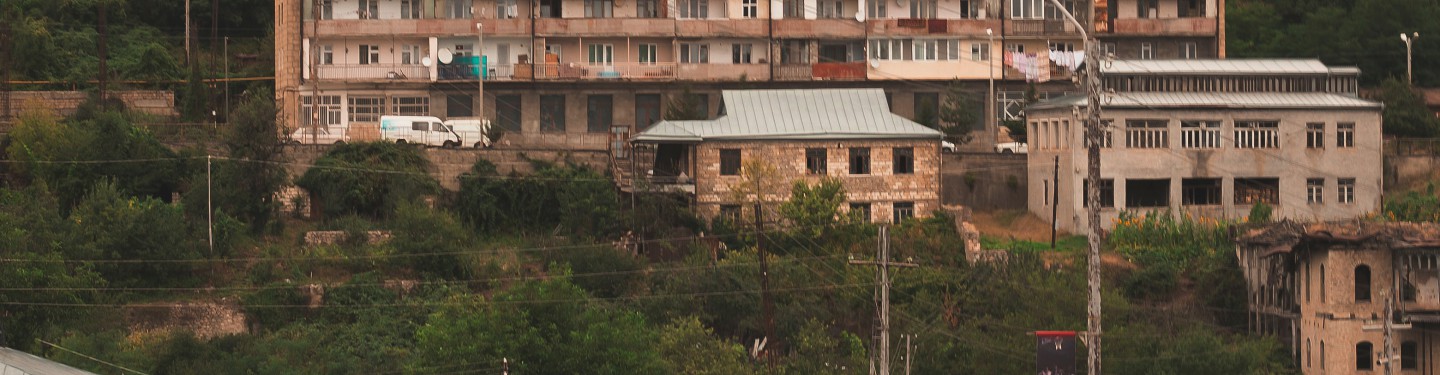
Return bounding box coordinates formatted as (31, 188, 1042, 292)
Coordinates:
(1028, 92, 1382, 111)
(1102, 59, 1344, 75)
(0, 348, 97, 375)
(634, 89, 943, 142)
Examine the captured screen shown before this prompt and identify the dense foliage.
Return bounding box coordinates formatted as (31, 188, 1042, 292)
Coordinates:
(295, 142, 438, 219)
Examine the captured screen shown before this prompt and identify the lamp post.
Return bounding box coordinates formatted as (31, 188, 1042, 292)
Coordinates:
(1401, 32, 1419, 85)
(477, 22, 485, 119)
(223, 36, 229, 123)
(986, 28, 996, 144)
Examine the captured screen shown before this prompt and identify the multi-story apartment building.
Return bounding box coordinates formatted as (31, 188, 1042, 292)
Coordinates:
(273, 0, 1222, 151)
(1025, 59, 1381, 235)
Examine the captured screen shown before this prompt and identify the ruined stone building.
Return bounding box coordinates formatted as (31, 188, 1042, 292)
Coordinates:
(630, 88, 942, 223)
(1025, 59, 1382, 235)
(1238, 222, 1440, 374)
(272, 0, 1224, 151)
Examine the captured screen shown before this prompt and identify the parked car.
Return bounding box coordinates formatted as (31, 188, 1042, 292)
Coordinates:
(942, 140, 956, 153)
(380, 115, 463, 148)
(995, 142, 1028, 155)
(288, 127, 350, 145)
(443, 119, 493, 148)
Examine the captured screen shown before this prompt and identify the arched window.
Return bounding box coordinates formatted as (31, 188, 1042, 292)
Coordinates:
(1320, 265, 1327, 303)
(1321, 341, 1326, 369)
(1357, 341, 1373, 370)
(1355, 265, 1371, 302)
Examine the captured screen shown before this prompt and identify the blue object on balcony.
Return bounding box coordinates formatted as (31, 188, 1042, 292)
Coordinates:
(598, 70, 622, 79)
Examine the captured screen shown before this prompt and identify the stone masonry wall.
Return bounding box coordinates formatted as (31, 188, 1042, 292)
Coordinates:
(2, 90, 177, 120)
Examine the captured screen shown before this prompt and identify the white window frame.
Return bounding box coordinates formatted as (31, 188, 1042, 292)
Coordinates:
(742, 0, 759, 18)
(401, 45, 421, 65)
(971, 42, 990, 61)
(732, 43, 753, 64)
(913, 40, 938, 61)
(638, 43, 658, 65)
(357, 0, 378, 19)
(911, 0, 938, 18)
(321, 45, 334, 65)
(1338, 123, 1355, 148)
(867, 0, 886, 18)
(819, 0, 844, 18)
(401, 0, 421, 19)
(359, 45, 380, 65)
(497, 0, 518, 18)
(1183, 42, 1198, 59)
(1010, 0, 1044, 19)
(1339, 178, 1356, 204)
(680, 43, 709, 63)
(1307, 179, 1324, 204)
(1140, 43, 1154, 60)
(587, 44, 615, 65)
(679, 0, 709, 18)
(1049, 42, 1075, 52)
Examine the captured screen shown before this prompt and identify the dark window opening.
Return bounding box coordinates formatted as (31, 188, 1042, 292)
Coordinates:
(892, 202, 915, 224)
(636, 94, 662, 130)
(1181, 178, 1221, 206)
(446, 94, 474, 117)
(1082, 179, 1115, 208)
(496, 95, 522, 133)
(1356, 341, 1373, 370)
(540, 95, 566, 132)
(1125, 179, 1170, 208)
(587, 95, 613, 133)
(720, 149, 741, 176)
(806, 148, 828, 175)
(718, 204, 741, 223)
(893, 147, 914, 174)
(849, 148, 871, 175)
(1355, 265, 1371, 302)
(1234, 177, 1279, 205)
(1402, 341, 1418, 369)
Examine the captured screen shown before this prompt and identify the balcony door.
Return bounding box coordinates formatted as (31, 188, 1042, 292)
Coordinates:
(588, 44, 615, 66)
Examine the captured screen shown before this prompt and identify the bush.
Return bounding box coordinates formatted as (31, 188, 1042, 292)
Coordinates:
(390, 203, 474, 279)
(456, 159, 619, 238)
(295, 142, 438, 219)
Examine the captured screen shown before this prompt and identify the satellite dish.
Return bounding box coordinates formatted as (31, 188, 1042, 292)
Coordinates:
(869, 59, 880, 68)
(438, 48, 454, 64)
(422, 56, 433, 67)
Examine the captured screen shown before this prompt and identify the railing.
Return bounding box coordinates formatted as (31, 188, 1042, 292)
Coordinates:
(775, 64, 814, 80)
(534, 18, 677, 36)
(675, 63, 771, 81)
(1006, 19, 1080, 36)
(1125, 128, 1168, 148)
(771, 19, 866, 38)
(1234, 128, 1279, 149)
(437, 63, 519, 80)
(813, 62, 866, 80)
(1181, 128, 1221, 148)
(676, 19, 769, 37)
(531, 63, 676, 80)
(317, 64, 430, 80)
(1110, 17, 1217, 36)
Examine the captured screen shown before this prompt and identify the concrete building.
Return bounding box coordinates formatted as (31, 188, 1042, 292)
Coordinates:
(272, 0, 1223, 151)
(1024, 59, 1382, 235)
(630, 88, 942, 223)
(1238, 222, 1440, 374)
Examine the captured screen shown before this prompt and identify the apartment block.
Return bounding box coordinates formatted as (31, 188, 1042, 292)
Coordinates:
(274, 0, 1223, 151)
(1025, 59, 1381, 235)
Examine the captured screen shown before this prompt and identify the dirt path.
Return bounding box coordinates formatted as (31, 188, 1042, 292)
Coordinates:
(970, 209, 1068, 242)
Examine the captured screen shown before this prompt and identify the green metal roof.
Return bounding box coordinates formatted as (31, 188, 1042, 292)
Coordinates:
(633, 89, 944, 142)
(1027, 92, 1382, 111)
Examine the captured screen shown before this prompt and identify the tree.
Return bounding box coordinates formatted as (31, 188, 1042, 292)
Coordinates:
(190, 89, 288, 233)
(658, 316, 756, 375)
(295, 142, 438, 219)
(665, 88, 707, 121)
(725, 160, 785, 228)
(6, 103, 184, 208)
(1379, 77, 1440, 137)
(939, 80, 980, 145)
(778, 177, 853, 241)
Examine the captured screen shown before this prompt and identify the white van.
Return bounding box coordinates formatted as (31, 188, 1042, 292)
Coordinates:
(443, 119, 493, 148)
(379, 115, 462, 147)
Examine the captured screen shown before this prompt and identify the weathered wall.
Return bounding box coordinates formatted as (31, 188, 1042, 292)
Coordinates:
(940, 152, 1028, 210)
(283, 145, 610, 190)
(2, 90, 177, 120)
(1386, 154, 1440, 193)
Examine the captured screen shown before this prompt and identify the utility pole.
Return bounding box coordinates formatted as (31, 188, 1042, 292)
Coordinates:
(207, 154, 214, 256)
(904, 334, 913, 375)
(1044, 0, 1104, 373)
(850, 226, 919, 375)
(185, 0, 191, 65)
(1401, 32, 1419, 85)
(97, 1, 107, 110)
(986, 28, 996, 144)
(223, 36, 229, 123)
(755, 203, 774, 360)
(477, 22, 485, 119)
(1051, 154, 1059, 248)
(1384, 292, 1395, 375)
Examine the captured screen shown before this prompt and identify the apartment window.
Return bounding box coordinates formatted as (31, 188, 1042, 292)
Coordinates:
(637, 0, 659, 17)
(1126, 179, 1170, 208)
(1306, 123, 1325, 149)
(1048, 42, 1075, 52)
(958, 0, 978, 17)
(1137, 0, 1157, 17)
(399, 45, 421, 65)
(1180, 120, 1220, 148)
(732, 44, 753, 64)
(539, 95, 565, 132)
(1320, 341, 1326, 369)
(910, 0, 938, 18)
(1182, 43, 1198, 59)
(849, 148, 871, 175)
(743, 0, 759, 17)
(1306, 178, 1324, 204)
(638, 44, 658, 65)
(320, 45, 334, 65)
(347, 96, 383, 123)
(1125, 119, 1168, 149)
(1181, 178, 1221, 206)
(585, 0, 614, 17)
(300, 95, 342, 127)
(586, 44, 615, 65)
(357, 0, 377, 19)
(1140, 43, 1154, 60)
(1356, 342, 1374, 370)
(359, 45, 380, 65)
(780, 40, 810, 63)
(892, 202, 915, 224)
(1101, 43, 1117, 57)
(720, 149, 741, 176)
(635, 94, 662, 129)
(1044, 0, 1078, 20)
(1234, 121, 1280, 149)
(586, 95, 613, 133)
(1338, 122, 1355, 148)
(1081, 179, 1115, 208)
(681, 43, 709, 63)
(496, 95, 522, 132)
(1010, 0, 1043, 19)
(913, 40, 938, 61)
(1235, 178, 1279, 205)
(497, 0, 519, 18)
(1339, 178, 1356, 204)
(401, 0, 420, 18)
(1306, 340, 1312, 368)
(391, 96, 429, 116)
(806, 148, 828, 175)
(1355, 264, 1373, 303)
(320, 0, 334, 19)
(718, 205, 741, 223)
(867, 0, 886, 18)
(1320, 265, 1327, 303)
(1402, 341, 1418, 369)
(870, 39, 907, 61)
(893, 147, 914, 174)
(971, 43, 991, 62)
(819, 0, 844, 18)
(679, 0, 708, 18)
(448, 0, 473, 18)
(850, 203, 872, 222)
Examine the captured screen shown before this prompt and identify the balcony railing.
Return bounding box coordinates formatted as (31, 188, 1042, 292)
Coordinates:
(866, 19, 1001, 36)
(316, 64, 430, 81)
(436, 63, 520, 81)
(1005, 19, 1082, 36)
(676, 19, 769, 38)
(530, 63, 676, 80)
(775, 64, 814, 80)
(1110, 17, 1217, 36)
(813, 62, 866, 80)
(1125, 128, 1168, 149)
(1180, 128, 1221, 148)
(534, 18, 677, 36)
(675, 63, 771, 81)
(1234, 129, 1280, 149)
(771, 19, 865, 39)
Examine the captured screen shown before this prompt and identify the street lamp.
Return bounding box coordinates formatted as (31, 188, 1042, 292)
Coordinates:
(986, 27, 995, 144)
(1401, 32, 1419, 85)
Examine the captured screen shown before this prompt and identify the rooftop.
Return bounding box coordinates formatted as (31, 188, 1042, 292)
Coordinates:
(633, 89, 944, 143)
(0, 347, 97, 375)
(1102, 59, 1358, 75)
(1027, 92, 1382, 111)
(1238, 221, 1440, 257)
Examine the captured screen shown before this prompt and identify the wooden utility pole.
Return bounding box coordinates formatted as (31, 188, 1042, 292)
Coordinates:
(850, 226, 919, 375)
(185, 0, 191, 65)
(1051, 154, 1059, 248)
(755, 203, 774, 356)
(97, 1, 107, 110)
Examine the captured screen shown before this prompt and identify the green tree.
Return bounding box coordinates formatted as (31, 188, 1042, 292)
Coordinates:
(781, 319, 867, 374)
(184, 90, 288, 234)
(0, 186, 105, 351)
(295, 142, 438, 219)
(1379, 77, 1440, 137)
(6, 105, 184, 208)
(939, 80, 980, 145)
(665, 88, 707, 121)
(67, 181, 197, 286)
(658, 316, 756, 375)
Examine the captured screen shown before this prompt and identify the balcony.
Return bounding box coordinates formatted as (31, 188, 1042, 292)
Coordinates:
(437, 63, 522, 81)
(866, 19, 1000, 36)
(534, 18, 676, 37)
(1110, 17, 1217, 36)
(774, 63, 865, 81)
(771, 19, 865, 39)
(676, 19, 769, 38)
(316, 64, 430, 81)
(528, 63, 676, 80)
(775, 64, 812, 80)
(675, 64, 771, 81)
(1004, 19, 1082, 37)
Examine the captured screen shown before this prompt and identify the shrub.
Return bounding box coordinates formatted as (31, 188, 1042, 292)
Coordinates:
(295, 142, 438, 219)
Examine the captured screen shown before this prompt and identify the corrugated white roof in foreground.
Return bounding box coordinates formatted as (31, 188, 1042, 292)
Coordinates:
(1028, 92, 1382, 111)
(1102, 59, 1351, 75)
(633, 89, 943, 142)
(0, 347, 97, 375)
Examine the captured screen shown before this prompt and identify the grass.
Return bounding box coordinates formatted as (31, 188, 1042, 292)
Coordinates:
(980, 234, 1088, 253)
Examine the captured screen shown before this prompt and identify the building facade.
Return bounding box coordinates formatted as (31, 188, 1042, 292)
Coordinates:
(1025, 60, 1382, 235)
(273, 0, 1222, 151)
(1239, 222, 1440, 374)
(631, 89, 942, 223)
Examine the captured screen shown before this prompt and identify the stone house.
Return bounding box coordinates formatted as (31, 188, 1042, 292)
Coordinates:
(1238, 222, 1440, 374)
(1025, 59, 1383, 235)
(629, 88, 943, 224)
